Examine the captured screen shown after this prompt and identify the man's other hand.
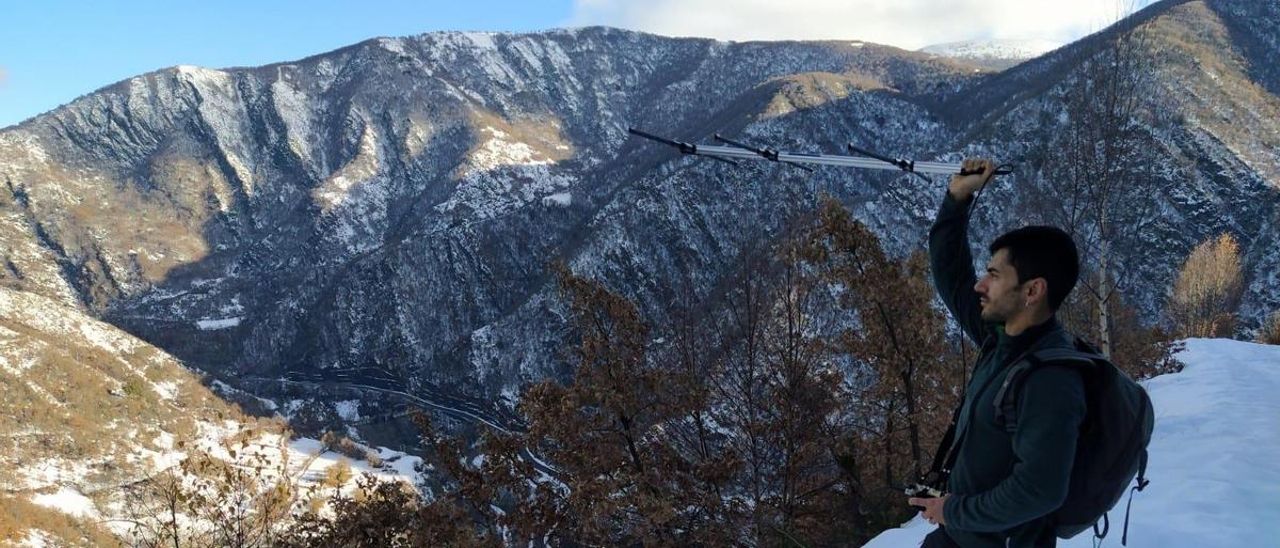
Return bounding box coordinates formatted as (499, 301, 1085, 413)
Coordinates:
(909, 494, 950, 526)
(948, 158, 996, 201)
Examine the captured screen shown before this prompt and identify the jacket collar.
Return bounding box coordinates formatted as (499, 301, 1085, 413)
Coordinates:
(995, 316, 1067, 358)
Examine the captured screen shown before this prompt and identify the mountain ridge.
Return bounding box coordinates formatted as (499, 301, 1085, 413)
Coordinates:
(1, 3, 1276, 452)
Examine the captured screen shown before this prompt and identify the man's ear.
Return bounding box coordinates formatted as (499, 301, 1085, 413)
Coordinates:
(1025, 278, 1048, 305)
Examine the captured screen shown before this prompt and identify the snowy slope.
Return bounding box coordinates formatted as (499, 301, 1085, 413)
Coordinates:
(918, 38, 1062, 70)
(920, 38, 1062, 60)
(864, 338, 1280, 548)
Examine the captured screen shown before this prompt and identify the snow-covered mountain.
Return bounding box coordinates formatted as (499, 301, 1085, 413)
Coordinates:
(0, 0, 1277, 455)
(864, 338, 1280, 547)
(919, 38, 1063, 70)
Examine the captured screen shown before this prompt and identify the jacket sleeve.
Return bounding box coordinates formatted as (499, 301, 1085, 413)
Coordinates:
(942, 365, 1087, 532)
(928, 191, 990, 345)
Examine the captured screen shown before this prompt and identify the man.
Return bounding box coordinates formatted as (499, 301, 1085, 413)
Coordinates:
(908, 158, 1086, 547)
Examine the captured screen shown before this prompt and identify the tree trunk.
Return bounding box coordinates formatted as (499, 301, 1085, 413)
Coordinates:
(900, 369, 923, 480)
(1098, 236, 1113, 358)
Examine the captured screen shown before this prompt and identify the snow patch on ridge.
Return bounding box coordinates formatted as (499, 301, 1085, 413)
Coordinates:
(919, 38, 1061, 62)
(378, 37, 409, 56)
(31, 487, 97, 519)
(196, 317, 242, 330)
(335, 400, 361, 421)
(543, 192, 572, 207)
(313, 122, 381, 212)
(462, 32, 498, 50)
(272, 77, 317, 169)
(468, 127, 552, 171)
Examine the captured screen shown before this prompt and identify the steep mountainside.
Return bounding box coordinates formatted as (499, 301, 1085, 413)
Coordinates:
(0, 286, 427, 544)
(0, 285, 274, 547)
(945, 0, 1280, 319)
(0, 287, 250, 492)
(0, 1, 1277, 448)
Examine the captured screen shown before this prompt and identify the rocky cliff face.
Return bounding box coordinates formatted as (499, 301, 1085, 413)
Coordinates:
(1, 1, 1277, 446)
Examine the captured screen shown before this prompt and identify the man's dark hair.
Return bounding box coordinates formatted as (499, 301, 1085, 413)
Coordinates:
(988, 226, 1080, 311)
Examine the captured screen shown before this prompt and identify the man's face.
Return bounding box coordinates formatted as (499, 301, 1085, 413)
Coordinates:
(974, 248, 1025, 323)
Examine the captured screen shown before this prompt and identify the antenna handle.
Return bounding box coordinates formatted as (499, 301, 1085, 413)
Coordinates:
(958, 166, 1014, 176)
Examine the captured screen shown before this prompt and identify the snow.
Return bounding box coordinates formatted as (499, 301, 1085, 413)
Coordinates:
(376, 446, 427, 479)
(919, 38, 1062, 61)
(23, 423, 430, 536)
(313, 123, 381, 212)
(0, 132, 49, 164)
(152, 380, 179, 400)
(21, 459, 94, 491)
(175, 65, 229, 88)
(863, 338, 1280, 547)
(462, 32, 498, 50)
(218, 296, 245, 316)
(37, 309, 141, 355)
(271, 77, 316, 168)
(153, 431, 175, 450)
(31, 486, 97, 519)
(543, 191, 572, 207)
(378, 37, 408, 56)
(468, 127, 553, 170)
(334, 399, 361, 421)
(18, 530, 55, 548)
(195, 316, 242, 330)
(283, 437, 423, 488)
(434, 122, 576, 223)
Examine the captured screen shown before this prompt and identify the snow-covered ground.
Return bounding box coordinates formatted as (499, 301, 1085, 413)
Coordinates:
(865, 338, 1280, 547)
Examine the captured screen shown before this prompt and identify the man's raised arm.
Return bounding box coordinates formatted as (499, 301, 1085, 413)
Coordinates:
(928, 158, 996, 345)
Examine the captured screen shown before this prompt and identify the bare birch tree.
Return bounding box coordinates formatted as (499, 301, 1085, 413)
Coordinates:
(1025, 12, 1163, 356)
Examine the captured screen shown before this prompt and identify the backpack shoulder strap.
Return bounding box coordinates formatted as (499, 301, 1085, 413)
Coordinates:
(1031, 347, 1103, 366)
(993, 348, 1098, 432)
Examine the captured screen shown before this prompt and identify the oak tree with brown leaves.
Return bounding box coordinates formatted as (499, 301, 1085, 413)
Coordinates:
(800, 198, 966, 530)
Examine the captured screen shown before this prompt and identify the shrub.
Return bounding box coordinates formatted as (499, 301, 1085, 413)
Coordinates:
(1257, 311, 1280, 345)
(1168, 234, 1243, 338)
(322, 460, 353, 489)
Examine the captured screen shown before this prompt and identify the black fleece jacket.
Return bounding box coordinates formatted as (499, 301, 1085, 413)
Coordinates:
(928, 192, 1086, 548)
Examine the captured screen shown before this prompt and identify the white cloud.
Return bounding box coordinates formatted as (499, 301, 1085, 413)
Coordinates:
(568, 0, 1158, 50)
(0, 67, 8, 88)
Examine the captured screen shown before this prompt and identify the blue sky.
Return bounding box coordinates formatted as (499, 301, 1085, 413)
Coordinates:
(1, 0, 1152, 128)
(0, 0, 574, 127)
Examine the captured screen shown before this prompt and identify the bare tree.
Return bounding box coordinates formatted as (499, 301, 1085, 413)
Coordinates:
(1026, 14, 1163, 357)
